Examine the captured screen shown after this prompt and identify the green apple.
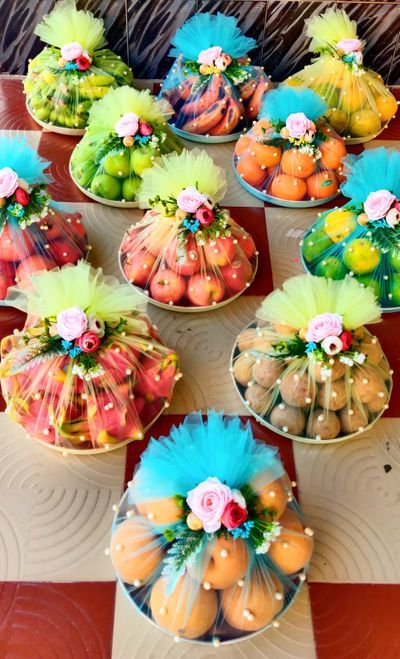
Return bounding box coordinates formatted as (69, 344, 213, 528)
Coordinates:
(91, 174, 121, 200)
(316, 256, 347, 280)
(388, 248, 400, 272)
(343, 238, 381, 274)
(35, 105, 51, 121)
(122, 176, 141, 201)
(302, 228, 333, 264)
(72, 161, 96, 187)
(354, 274, 382, 300)
(104, 152, 130, 178)
(389, 274, 400, 305)
(130, 148, 156, 176)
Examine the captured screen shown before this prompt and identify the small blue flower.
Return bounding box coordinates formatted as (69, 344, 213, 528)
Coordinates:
(134, 134, 151, 145)
(229, 520, 255, 539)
(183, 218, 200, 233)
(64, 61, 79, 70)
(7, 203, 24, 218)
(61, 339, 73, 352)
(68, 346, 82, 358)
(305, 341, 317, 354)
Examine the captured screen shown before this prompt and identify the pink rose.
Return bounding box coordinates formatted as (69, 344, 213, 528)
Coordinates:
(187, 476, 233, 533)
(364, 190, 396, 221)
(55, 306, 88, 341)
(76, 331, 100, 353)
(197, 46, 222, 66)
(0, 167, 19, 199)
(305, 313, 343, 343)
(336, 38, 362, 54)
(285, 112, 316, 140)
(115, 112, 140, 137)
(60, 41, 83, 61)
(222, 501, 248, 530)
(177, 186, 207, 213)
(195, 206, 214, 225)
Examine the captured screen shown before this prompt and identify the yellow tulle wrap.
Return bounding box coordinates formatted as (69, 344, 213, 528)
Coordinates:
(306, 8, 358, 52)
(35, 0, 107, 52)
(88, 86, 171, 130)
(257, 275, 381, 330)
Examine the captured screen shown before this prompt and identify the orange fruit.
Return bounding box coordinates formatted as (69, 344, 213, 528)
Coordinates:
(235, 135, 252, 157)
(271, 174, 307, 201)
(250, 142, 282, 168)
(375, 94, 398, 123)
(306, 170, 338, 199)
(252, 118, 271, 137)
(236, 156, 266, 188)
(320, 137, 347, 170)
(281, 149, 315, 179)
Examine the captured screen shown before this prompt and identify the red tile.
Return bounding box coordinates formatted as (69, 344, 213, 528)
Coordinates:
(0, 581, 116, 659)
(0, 78, 39, 131)
(228, 206, 273, 296)
(309, 583, 400, 659)
(367, 315, 400, 418)
(38, 132, 92, 203)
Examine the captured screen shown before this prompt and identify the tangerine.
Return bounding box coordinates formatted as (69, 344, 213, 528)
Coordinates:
(235, 135, 252, 157)
(270, 174, 307, 201)
(250, 142, 282, 168)
(320, 137, 347, 170)
(340, 83, 364, 115)
(252, 118, 272, 137)
(306, 170, 338, 199)
(236, 156, 265, 188)
(375, 94, 398, 123)
(281, 149, 315, 179)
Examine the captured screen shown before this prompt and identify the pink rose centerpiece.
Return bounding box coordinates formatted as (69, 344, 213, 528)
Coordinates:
(186, 476, 247, 532)
(197, 46, 232, 73)
(336, 38, 362, 54)
(0, 167, 19, 199)
(303, 312, 363, 363)
(177, 187, 207, 213)
(305, 313, 343, 343)
(115, 113, 140, 138)
(56, 306, 88, 341)
(282, 113, 316, 143)
(59, 42, 92, 71)
(364, 189, 396, 221)
(61, 41, 83, 61)
(198, 46, 223, 66)
(176, 186, 216, 229)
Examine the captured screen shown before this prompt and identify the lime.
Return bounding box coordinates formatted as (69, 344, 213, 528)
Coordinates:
(91, 174, 121, 200)
(122, 176, 141, 201)
(343, 238, 381, 274)
(389, 274, 400, 305)
(73, 160, 96, 187)
(316, 256, 347, 280)
(388, 248, 400, 272)
(324, 208, 357, 243)
(302, 228, 333, 263)
(130, 148, 155, 175)
(354, 274, 382, 300)
(104, 152, 130, 178)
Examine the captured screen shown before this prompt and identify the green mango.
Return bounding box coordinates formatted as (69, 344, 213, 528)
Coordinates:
(73, 160, 97, 187)
(91, 174, 121, 200)
(104, 151, 130, 178)
(122, 176, 141, 201)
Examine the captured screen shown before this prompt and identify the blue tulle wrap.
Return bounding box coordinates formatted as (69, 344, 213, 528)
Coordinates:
(0, 136, 51, 184)
(130, 411, 284, 504)
(259, 86, 328, 123)
(341, 147, 400, 203)
(170, 13, 256, 60)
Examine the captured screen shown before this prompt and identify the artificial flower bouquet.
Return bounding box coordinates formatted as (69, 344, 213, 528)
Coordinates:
(158, 13, 272, 141)
(302, 148, 400, 310)
(24, 0, 133, 133)
(285, 8, 398, 142)
(70, 87, 183, 205)
(119, 150, 258, 310)
(231, 275, 392, 443)
(234, 87, 347, 206)
(0, 137, 87, 303)
(0, 262, 180, 453)
(110, 412, 313, 643)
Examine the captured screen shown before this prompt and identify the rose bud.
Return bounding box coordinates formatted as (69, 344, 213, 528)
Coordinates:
(76, 56, 91, 71)
(195, 206, 214, 226)
(76, 331, 100, 353)
(15, 188, 30, 206)
(139, 121, 153, 136)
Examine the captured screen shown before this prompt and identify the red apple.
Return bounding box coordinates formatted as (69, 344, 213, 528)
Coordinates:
(15, 255, 51, 289)
(48, 240, 84, 266)
(35, 216, 63, 242)
(0, 224, 35, 261)
(123, 250, 155, 286)
(220, 256, 253, 293)
(150, 268, 185, 305)
(187, 273, 225, 306)
(235, 231, 256, 259)
(165, 238, 200, 276)
(0, 272, 13, 299)
(68, 212, 87, 240)
(203, 236, 236, 267)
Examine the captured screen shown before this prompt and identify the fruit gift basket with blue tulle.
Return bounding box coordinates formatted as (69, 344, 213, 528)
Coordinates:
(285, 8, 398, 143)
(158, 13, 272, 142)
(109, 411, 313, 644)
(0, 261, 180, 454)
(233, 87, 347, 207)
(0, 136, 88, 305)
(231, 275, 392, 444)
(24, 0, 133, 134)
(70, 86, 183, 207)
(119, 149, 258, 311)
(301, 148, 400, 311)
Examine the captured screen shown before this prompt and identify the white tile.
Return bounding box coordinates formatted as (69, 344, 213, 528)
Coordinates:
(111, 582, 316, 659)
(293, 418, 400, 583)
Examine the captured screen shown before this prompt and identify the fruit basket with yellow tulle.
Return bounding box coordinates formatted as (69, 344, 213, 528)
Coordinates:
(231, 275, 392, 444)
(119, 149, 258, 311)
(158, 13, 272, 143)
(285, 8, 398, 144)
(70, 87, 183, 207)
(0, 136, 88, 305)
(109, 411, 312, 644)
(0, 261, 180, 454)
(301, 148, 400, 311)
(24, 0, 133, 135)
(233, 87, 347, 207)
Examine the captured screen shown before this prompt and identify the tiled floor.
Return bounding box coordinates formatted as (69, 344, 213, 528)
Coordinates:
(0, 76, 399, 659)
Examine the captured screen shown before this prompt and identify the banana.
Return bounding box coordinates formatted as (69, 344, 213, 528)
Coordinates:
(182, 98, 228, 134)
(209, 97, 241, 135)
(245, 80, 271, 121)
(237, 79, 258, 100)
(180, 75, 224, 116)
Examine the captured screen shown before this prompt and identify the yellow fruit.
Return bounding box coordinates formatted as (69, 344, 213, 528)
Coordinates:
(348, 109, 381, 137)
(343, 238, 381, 274)
(325, 108, 347, 134)
(41, 70, 56, 85)
(324, 209, 357, 243)
(375, 94, 398, 123)
(285, 76, 303, 87)
(340, 85, 364, 114)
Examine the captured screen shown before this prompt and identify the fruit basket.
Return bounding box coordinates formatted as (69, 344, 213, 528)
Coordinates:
(0, 261, 180, 454)
(24, 0, 133, 135)
(158, 12, 272, 143)
(301, 148, 400, 311)
(233, 87, 346, 207)
(70, 87, 183, 207)
(109, 411, 312, 644)
(0, 136, 88, 305)
(119, 149, 258, 311)
(231, 275, 392, 444)
(284, 8, 398, 144)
